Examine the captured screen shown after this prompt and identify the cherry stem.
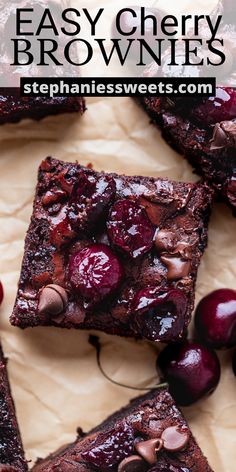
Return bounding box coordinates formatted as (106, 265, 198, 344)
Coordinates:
(89, 335, 168, 392)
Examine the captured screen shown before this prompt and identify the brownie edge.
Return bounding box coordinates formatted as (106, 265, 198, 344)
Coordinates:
(0, 90, 86, 125)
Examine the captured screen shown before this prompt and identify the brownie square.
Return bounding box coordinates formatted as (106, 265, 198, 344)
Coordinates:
(10, 157, 212, 343)
(0, 347, 28, 471)
(32, 387, 213, 471)
(140, 84, 236, 213)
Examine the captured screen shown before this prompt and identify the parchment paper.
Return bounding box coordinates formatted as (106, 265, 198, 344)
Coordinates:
(0, 0, 235, 471)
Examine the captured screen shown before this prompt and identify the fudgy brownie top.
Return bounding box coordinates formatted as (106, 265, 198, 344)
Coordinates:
(140, 84, 236, 211)
(32, 387, 213, 472)
(11, 157, 213, 343)
(0, 348, 28, 471)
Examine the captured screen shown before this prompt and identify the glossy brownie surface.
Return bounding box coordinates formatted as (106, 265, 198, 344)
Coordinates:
(32, 387, 213, 472)
(140, 87, 236, 212)
(11, 157, 212, 342)
(0, 348, 28, 471)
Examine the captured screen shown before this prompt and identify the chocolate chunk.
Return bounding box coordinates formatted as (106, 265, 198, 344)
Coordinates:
(160, 255, 191, 280)
(38, 284, 68, 316)
(135, 438, 163, 465)
(118, 455, 147, 472)
(161, 425, 189, 452)
(155, 230, 176, 252)
(210, 120, 236, 150)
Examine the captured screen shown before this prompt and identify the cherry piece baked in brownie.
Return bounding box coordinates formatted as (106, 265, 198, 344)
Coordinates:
(141, 84, 236, 212)
(32, 387, 213, 471)
(0, 347, 28, 471)
(11, 157, 212, 343)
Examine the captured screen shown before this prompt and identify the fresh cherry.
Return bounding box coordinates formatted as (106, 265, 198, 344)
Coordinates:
(0, 282, 4, 306)
(111, 6, 167, 59)
(69, 244, 124, 305)
(195, 289, 236, 349)
(107, 199, 155, 258)
(157, 341, 221, 406)
(131, 287, 187, 342)
(192, 87, 236, 126)
(81, 423, 134, 468)
(233, 350, 236, 376)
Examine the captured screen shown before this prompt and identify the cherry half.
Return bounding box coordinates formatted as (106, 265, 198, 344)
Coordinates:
(131, 287, 187, 342)
(69, 244, 124, 305)
(107, 199, 155, 258)
(81, 424, 134, 469)
(157, 341, 221, 406)
(195, 289, 236, 349)
(192, 87, 236, 126)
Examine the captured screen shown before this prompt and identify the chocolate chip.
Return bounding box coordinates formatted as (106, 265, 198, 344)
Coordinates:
(118, 455, 147, 472)
(210, 120, 236, 150)
(135, 438, 163, 465)
(155, 230, 176, 252)
(161, 426, 189, 452)
(38, 284, 68, 317)
(160, 255, 191, 280)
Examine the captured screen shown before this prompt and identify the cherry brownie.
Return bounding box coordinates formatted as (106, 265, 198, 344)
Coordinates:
(32, 387, 213, 471)
(0, 90, 85, 125)
(140, 86, 236, 212)
(0, 1, 85, 124)
(10, 157, 213, 342)
(0, 347, 28, 471)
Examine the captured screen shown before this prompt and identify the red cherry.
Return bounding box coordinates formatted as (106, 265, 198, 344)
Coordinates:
(157, 341, 221, 406)
(81, 424, 134, 468)
(0, 282, 3, 305)
(69, 244, 124, 305)
(195, 289, 236, 349)
(107, 199, 155, 258)
(192, 87, 236, 126)
(71, 172, 116, 230)
(131, 287, 187, 342)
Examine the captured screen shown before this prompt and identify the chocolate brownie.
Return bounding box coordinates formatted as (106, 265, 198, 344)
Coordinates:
(32, 387, 213, 471)
(10, 157, 213, 343)
(0, 347, 28, 471)
(140, 84, 236, 212)
(0, 1, 85, 124)
(0, 90, 85, 125)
